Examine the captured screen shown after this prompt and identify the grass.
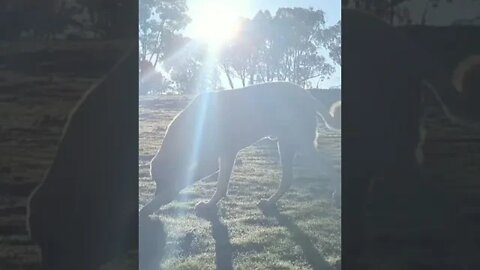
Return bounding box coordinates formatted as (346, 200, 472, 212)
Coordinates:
(139, 94, 341, 270)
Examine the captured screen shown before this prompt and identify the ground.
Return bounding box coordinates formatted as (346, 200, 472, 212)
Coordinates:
(2, 40, 480, 269)
(138, 94, 342, 270)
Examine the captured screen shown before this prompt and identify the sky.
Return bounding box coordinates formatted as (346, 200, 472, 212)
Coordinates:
(184, 0, 341, 36)
(173, 0, 480, 89)
(182, 0, 341, 89)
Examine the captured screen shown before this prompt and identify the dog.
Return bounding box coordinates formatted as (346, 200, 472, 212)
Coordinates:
(139, 82, 340, 219)
(26, 47, 138, 270)
(342, 8, 480, 267)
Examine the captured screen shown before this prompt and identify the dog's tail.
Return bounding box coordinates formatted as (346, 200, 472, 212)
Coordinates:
(313, 97, 341, 131)
(422, 54, 480, 127)
(312, 97, 341, 151)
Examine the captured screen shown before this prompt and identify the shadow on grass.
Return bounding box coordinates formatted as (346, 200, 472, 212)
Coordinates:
(260, 205, 334, 270)
(139, 216, 167, 270)
(204, 212, 234, 270)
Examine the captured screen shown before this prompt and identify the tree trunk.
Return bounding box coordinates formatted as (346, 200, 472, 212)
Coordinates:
(153, 53, 160, 68)
(222, 64, 235, 89)
(149, 20, 165, 66)
(249, 63, 255, 86)
(420, 0, 432, 25)
(390, 1, 394, 25)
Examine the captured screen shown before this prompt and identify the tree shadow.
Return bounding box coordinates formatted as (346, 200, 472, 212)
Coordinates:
(260, 205, 335, 270)
(205, 212, 234, 270)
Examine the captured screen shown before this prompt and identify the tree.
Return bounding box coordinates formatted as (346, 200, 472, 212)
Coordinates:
(164, 41, 220, 94)
(139, 0, 190, 66)
(138, 0, 192, 95)
(220, 7, 338, 89)
(139, 59, 171, 95)
(266, 7, 335, 87)
(221, 17, 261, 88)
(342, 0, 476, 26)
(320, 21, 341, 66)
(342, 0, 410, 24)
(69, 0, 137, 37)
(0, 0, 83, 40)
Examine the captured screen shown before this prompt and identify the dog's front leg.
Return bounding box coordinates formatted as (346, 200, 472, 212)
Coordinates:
(139, 188, 177, 219)
(195, 152, 236, 217)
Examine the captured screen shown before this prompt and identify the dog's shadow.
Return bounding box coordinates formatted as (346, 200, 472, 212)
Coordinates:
(260, 205, 336, 270)
(139, 216, 167, 270)
(199, 211, 234, 270)
(139, 207, 334, 270)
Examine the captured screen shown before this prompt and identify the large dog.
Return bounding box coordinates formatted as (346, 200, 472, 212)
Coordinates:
(342, 8, 480, 267)
(27, 47, 138, 270)
(139, 82, 340, 219)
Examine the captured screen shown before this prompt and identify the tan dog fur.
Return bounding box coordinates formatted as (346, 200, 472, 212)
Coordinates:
(26, 48, 138, 270)
(140, 82, 339, 218)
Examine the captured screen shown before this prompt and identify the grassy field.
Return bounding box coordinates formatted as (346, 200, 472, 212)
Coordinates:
(5, 40, 480, 269)
(139, 94, 342, 270)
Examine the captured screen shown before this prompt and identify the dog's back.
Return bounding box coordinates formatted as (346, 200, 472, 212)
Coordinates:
(150, 82, 327, 192)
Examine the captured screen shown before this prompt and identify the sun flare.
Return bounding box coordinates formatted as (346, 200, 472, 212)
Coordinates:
(190, 2, 241, 47)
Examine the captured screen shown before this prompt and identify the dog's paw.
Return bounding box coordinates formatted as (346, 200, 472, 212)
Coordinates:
(194, 201, 218, 220)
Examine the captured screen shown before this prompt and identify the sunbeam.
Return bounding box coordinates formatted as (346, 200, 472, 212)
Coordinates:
(181, 47, 219, 201)
(188, 0, 244, 49)
(160, 40, 204, 72)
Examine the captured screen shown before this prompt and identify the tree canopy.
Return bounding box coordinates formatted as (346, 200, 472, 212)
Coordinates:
(139, 4, 341, 94)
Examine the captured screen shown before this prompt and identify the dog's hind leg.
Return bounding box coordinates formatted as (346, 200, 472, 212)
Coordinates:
(195, 151, 237, 217)
(259, 139, 296, 208)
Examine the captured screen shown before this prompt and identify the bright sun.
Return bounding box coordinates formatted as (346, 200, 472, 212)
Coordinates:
(190, 1, 241, 48)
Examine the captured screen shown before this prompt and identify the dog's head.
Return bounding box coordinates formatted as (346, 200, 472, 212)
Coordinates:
(150, 156, 199, 192)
